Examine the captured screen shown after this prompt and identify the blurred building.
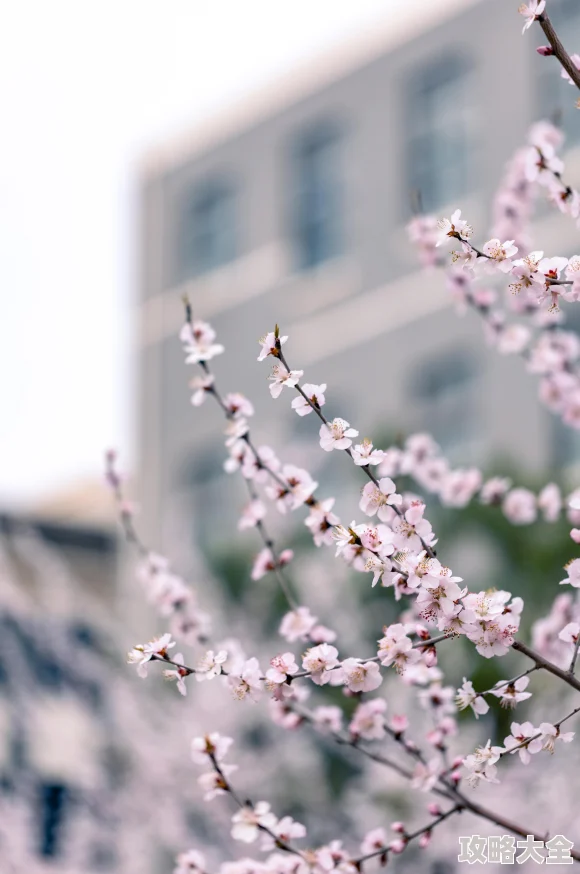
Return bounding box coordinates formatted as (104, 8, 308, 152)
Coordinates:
(138, 0, 580, 558)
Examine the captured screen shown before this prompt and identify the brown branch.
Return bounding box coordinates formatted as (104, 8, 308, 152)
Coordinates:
(539, 13, 580, 92)
(512, 639, 580, 693)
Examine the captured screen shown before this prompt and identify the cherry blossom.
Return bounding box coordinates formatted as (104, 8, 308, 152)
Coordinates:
(558, 622, 580, 645)
(351, 438, 385, 466)
(502, 488, 537, 525)
(302, 644, 339, 685)
(228, 658, 263, 702)
(537, 722, 575, 753)
(196, 649, 228, 681)
(319, 418, 359, 451)
(305, 498, 340, 547)
(279, 606, 318, 642)
(238, 499, 267, 531)
(436, 210, 473, 247)
(312, 705, 343, 733)
(560, 558, 580, 588)
(377, 624, 421, 673)
(258, 329, 288, 361)
(174, 849, 206, 874)
(163, 652, 189, 695)
(349, 698, 387, 740)
(561, 53, 580, 85)
(518, 1, 546, 34)
(360, 828, 388, 857)
(251, 547, 293, 580)
(482, 238, 518, 272)
(191, 733, 233, 764)
(339, 659, 383, 693)
(127, 633, 176, 678)
(190, 373, 215, 406)
(231, 802, 277, 843)
(291, 383, 327, 416)
(180, 320, 225, 363)
(269, 364, 304, 398)
(455, 678, 490, 718)
(490, 676, 532, 709)
(359, 477, 402, 517)
(503, 722, 543, 764)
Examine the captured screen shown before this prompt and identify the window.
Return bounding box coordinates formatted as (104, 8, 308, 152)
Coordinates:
(410, 350, 478, 455)
(407, 55, 471, 213)
(179, 179, 236, 279)
(292, 123, 344, 270)
(537, 0, 580, 143)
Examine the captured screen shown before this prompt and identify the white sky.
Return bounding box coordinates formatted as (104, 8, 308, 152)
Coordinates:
(0, 0, 432, 509)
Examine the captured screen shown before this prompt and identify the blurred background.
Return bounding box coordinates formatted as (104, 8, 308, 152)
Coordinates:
(3, 0, 580, 870)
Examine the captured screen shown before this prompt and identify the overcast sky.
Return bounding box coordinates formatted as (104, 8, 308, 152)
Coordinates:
(0, 0, 438, 508)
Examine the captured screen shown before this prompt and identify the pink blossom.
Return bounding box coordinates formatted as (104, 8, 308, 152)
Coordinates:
(351, 438, 385, 466)
(231, 802, 277, 843)
(378, 624, 421, 673)
(127, 632, 176, 678)
(480, 477, 512, 505)
(291, 383, 326, 416)
(411, 758, 442, 792)
(305, 498, 340, 547)
(561, 53, 580, 85)
(497, 323, 531, 355)
(482, 238, 518, 272)
(359, 477, 402, 518)
(538, 483, 562, 522)
(197, 766, 237, 801)
(228, 657, 263, 702)
(349, 698, 387, 740)
(490, 676, 532, 709)
(180, 320, 225, 363)
(560, 558, 580, 588)
(455, 678, 489, 718)
(195, 649, 228, 681)
(174, 849, 206, 874)
(518, 0, 545, 33)
(279, 606, 318, 642)
(238, 499, 266, 531)
(312, 705, 343, 733)
(339, 659, 383, 693)
(191, 733, 233, 764)
(269, 363, 303, 398)
(319, 418, 359, 451)
(162, 652, 189, 695)
(504, 721, 542, 763)
(190, 373, 215, 406)
(436, 210, 473, 247)
(559, 622, 580, 645)
(502, 488, 537, 525)
(360, 828, 388, 856)
(302, 643, 339, 685)
(257, 330, 288, 362)
(538, 722, 575, 752)
(251, 547, 293, 580)
(440, 468, 482, 508)
(267, 464, 318, 512)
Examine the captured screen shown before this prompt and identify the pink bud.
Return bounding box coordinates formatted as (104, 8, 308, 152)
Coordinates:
(389, 839, 406, 854)
(570, 528, 580, 543)
(423, 646, 437, 667)
(419, 831, 431, 849)
(427, 803, 441, 816)
(416, 625, 430, 640)
(390, 822, 405, 834)
(390, 714, 409, 733)
(536, 45, 554, 56)
(450, 770, 462, 785)
(452, 756, 464, 769)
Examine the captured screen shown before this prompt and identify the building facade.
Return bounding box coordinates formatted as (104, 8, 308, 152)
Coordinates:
(138, 0, 580, 559)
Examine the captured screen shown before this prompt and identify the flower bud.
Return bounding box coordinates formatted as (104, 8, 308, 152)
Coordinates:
(389, 839, 406, 854)
(427, 803, 441, 816)
(536, 45, 554, 56)
(450, 769, 462, 785)
(419, 831, 432, 849)
(423, 646, 437, 667)
(390, 821, 405, 834)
